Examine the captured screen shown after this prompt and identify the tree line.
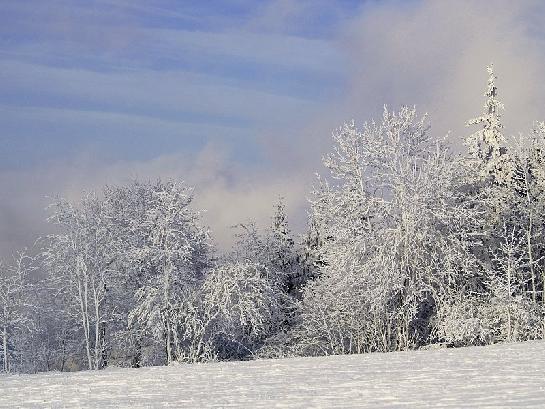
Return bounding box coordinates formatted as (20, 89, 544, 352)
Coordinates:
(2, 65, 545, 373)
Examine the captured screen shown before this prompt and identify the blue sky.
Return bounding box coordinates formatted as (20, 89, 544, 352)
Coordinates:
(0, 0, 365, 169)
(2, 0, 545, 255)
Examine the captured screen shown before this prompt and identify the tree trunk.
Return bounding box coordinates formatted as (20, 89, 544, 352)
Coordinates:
(165, 320, 172, 365)
(507, 258, 512, 342)
(524, 172, 537, 303)
(3, 322, 8, 373)
(92, 280, 103, 370)
(542, 270, 545, 339)
(60, 339, 66, 372)
(132, 338, 141, 368)
(100, 322, 107, 369)
(77, 278, 93, 370)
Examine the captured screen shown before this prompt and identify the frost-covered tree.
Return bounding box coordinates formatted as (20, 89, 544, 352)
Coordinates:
(488, 222, 534, 341)
(265, 199, 299, 296)
(297, 107, 480, 355)
(40, 180, 213, 369)
(0, 251, 35, 372)
(466, 64, 512, 183)
(126, 180, 211, 365)
(101, 181, 157, 367)
(501, 131, 545, 305)
(43, 192, 116, 370)
(208, 214, 297, 358)
(443, 66, 545, 346)
(202, 261, 285, 359)
(527, 123, 545, 309)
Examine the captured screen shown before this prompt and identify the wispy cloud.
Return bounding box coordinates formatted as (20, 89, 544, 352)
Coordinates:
(2, 0, 545, 258)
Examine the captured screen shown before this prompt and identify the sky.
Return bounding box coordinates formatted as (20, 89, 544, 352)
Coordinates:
(2, 0, 545, 256)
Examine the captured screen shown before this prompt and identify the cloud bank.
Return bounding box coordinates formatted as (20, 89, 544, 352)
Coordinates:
(2, 0, 545, 257)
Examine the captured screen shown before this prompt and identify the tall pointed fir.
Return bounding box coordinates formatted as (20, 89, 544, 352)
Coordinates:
(466, 64, 512, 184)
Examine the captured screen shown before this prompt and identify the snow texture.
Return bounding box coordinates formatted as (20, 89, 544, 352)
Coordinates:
(1, 340, 544, 408)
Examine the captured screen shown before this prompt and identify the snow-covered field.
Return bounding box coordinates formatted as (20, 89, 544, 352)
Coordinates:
(1, 341, 544, 408)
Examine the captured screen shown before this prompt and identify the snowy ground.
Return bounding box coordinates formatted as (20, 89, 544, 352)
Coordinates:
(1, 341, 544, 408)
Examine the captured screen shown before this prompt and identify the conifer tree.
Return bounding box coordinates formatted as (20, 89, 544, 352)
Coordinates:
(466, 64, 512, 183)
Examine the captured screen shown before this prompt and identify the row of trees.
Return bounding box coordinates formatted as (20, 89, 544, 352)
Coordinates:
(2, 66, 545, 373)
(0, 181, 301, 372)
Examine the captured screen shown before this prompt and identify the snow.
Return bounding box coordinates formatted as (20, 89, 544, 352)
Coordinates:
(1, 340, 544, 408)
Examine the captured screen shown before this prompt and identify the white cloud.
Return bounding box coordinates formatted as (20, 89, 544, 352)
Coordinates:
(336, 0, 545, 145)
(3, 0, 545, 258)
(0, 143, 312, 258)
